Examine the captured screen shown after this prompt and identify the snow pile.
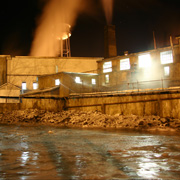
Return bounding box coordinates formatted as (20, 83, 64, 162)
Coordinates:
(0, 109, 180, 131)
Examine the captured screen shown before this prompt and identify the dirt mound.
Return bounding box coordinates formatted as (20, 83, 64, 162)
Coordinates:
(1, 109, 180, 131)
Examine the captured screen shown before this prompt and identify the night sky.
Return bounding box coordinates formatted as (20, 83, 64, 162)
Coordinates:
(0, 0, 180, 57)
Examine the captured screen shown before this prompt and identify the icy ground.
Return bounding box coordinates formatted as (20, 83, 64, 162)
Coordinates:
(0, 109, 180, 131)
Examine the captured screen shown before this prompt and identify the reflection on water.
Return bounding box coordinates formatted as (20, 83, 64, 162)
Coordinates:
(0, 125, 180, 179)
(21, 152, 29, 166)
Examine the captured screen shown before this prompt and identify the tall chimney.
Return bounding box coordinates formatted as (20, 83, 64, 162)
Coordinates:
(104, 25, 117, 58)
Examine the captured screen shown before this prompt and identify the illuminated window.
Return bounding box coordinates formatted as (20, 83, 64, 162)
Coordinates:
(56, 65, 58, 73)
(103, 61, 112, 73)
(55, 79, 60, 86)
(160, 50, 173, 64)
(92, 79, 96, 85)
(105, 74, 109, 84)
(138, 54, 151, 68)
(120, 58, 130, 70)
(33, 82, 38, 90)
(75, 77, 82, 84)
(22, 82, 26, 90)
(164, 66, 170, 76)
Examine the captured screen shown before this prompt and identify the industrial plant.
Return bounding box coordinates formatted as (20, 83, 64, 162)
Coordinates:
(0, 23, 180, 119)
(0, 24, 180, 98)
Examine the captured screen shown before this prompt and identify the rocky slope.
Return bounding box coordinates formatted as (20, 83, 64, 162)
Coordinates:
(0, 109, 180, 131)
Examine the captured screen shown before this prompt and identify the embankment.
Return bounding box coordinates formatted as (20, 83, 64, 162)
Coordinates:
(1, 109, 180, 132)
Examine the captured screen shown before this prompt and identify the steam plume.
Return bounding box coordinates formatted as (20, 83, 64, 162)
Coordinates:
(101, 0, 114, 24)
(30, 0, 83, 57)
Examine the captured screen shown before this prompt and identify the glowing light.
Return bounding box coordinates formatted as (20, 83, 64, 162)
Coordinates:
(138, 54, 151, 68)
(75, 77, 82, 84)
(103, 61, 112, 73)
(33, 82, 38, 90)
(22, 82, 27, 90)
(105, 74, 110, 84)
(55, 79, 60, 86)
(120, 58, 130, 70)
(164, 66, 170, 76)
(160, 50, 173, 64)
(57, 33, 71, 40)
(21, 152, 29, 166)
(92, 79, 96, 85)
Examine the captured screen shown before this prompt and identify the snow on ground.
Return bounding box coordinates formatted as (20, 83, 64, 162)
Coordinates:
(0, 109, 180, 131)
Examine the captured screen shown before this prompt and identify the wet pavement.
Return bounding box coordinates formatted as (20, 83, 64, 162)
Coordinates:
(0, 125, 180, 180)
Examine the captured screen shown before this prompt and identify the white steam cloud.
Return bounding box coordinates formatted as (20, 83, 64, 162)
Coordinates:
(30, 0, 83, 57)
(101, 0, 114, 24)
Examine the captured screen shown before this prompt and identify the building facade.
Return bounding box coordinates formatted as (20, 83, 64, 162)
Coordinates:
(97, 43, 180, 91)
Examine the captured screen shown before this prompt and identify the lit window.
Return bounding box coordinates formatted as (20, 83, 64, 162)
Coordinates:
(92, 79, 96, 85)
(164, 66, 170, 76)
(55, 79, 60, 86)
(22, 82, 27, 90)
(105, 74, 109, 84)
(75, 77, 82, 84)
(160, 50, 173, 64)
(103, 61, 112, 73)
(120, 58, 130, 70)
(138, 54, 151, 68)
(33, 82, 38, 90)
(56, 65, 58, 73)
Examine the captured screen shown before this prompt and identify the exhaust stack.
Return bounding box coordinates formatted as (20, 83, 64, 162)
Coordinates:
(104, 25, 117, 58)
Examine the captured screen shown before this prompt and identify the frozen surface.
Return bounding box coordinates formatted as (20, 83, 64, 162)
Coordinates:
(0, 125, 180, 179)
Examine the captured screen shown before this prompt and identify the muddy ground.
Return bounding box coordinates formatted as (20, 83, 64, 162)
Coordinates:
(0, 109, 180, 132)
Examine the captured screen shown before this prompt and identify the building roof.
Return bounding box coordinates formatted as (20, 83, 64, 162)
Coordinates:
(0, 83, 21, 90)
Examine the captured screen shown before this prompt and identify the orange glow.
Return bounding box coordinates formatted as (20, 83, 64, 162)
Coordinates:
(101, 0, 114, 24)
(30, 0, 83, 57)
(57, 24, 71, 40)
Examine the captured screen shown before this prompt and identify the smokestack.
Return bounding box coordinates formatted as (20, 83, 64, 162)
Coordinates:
(104, 25, 117, 58)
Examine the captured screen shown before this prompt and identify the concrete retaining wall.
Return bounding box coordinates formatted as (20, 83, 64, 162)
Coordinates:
(0, 98, 65, 113)
(20, 98, 65, 112)
(0, 103, 20, 113)
(66, 91, 180, 118)
(1, 91, 180, 119)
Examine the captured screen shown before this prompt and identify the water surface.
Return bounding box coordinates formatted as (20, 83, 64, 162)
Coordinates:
(0, 125, 180, 179)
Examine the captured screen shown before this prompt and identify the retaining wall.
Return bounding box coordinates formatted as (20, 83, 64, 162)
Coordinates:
(66, 90, 180, 118)
(1, 91, 180, 119)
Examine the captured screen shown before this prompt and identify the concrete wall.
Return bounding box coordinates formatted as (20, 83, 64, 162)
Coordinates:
(66, 90, 180, 119)
(1, 90, 180, 119)
(0, 103, 20, 113)
(20, 98, 65, 112)
(38, 72, 99, 97)
(0, 56, 8, 86)
(7, 56, 102, 90)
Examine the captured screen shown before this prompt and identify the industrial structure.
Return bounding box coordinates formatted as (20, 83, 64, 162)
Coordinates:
(58, 24, 71, 57)
(0, 25, 180, 102)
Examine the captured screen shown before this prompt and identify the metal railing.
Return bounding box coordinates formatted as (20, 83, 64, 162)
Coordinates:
(71, 78, 180, 97)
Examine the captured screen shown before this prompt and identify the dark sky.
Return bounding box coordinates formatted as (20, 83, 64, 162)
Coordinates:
(0, 0, 180, 57)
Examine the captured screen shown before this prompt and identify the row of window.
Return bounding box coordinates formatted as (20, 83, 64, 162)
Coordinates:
(22, 82, 38, 90)
(21, 77, 97, 90)
(103, 50, 173, 73)
(74, 77, 96, 85)
(104, 65, 170, 85)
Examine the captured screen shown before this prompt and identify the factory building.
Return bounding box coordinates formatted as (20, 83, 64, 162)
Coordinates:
(97, 44, 180, 91)
(0, 25, 180, 101)
(0, 56, 101, 102)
